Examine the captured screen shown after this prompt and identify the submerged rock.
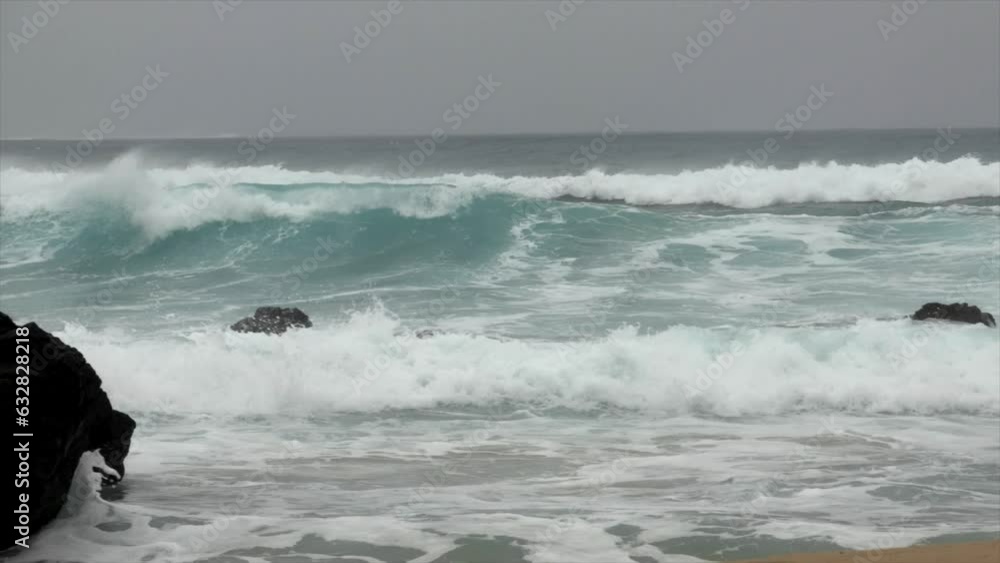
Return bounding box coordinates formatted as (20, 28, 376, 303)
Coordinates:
(0, 311, 135, 548)
(911, 302, 996, 327)
(230, 306, 313, 335)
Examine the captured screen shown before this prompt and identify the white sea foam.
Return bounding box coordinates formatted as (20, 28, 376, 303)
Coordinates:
(1, 153, 997, 239)
(46, 308, 1000, 417)
(4, 150, 998, 563)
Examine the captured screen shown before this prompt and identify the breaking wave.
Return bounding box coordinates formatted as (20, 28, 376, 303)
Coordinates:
(1, 153, 997, 239)
(48, 307, 1000, 417)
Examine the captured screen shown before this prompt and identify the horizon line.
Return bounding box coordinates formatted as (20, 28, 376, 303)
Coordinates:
(2, 126, 998, 143)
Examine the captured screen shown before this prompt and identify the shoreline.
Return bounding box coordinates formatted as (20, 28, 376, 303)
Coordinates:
(732, 540, 1000, 563)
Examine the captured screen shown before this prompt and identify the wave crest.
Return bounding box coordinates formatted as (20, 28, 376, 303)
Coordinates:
(2, 153, 998, 239)
(56, 308, 1000, 417)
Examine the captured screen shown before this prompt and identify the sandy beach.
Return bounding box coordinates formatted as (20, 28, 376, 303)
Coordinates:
(735, 540, 1000, 563)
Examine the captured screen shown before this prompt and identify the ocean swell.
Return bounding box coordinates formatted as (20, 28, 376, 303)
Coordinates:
(1, 153, 997, 240)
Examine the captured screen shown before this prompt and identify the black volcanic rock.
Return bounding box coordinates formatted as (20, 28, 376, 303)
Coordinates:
(93, 410, 136, 483)
(0, 311, 135, 548)
(912, 302, 996, 327)
(230, 306, 312, 335)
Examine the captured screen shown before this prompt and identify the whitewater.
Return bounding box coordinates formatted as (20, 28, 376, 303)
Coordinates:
(0, 131, 998, 562)
(1, 153, 998, 239)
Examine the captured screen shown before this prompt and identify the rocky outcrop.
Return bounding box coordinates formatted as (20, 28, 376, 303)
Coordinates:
(912, 302, 996, 327)
(93, 410, 136, 484)
(230, 306, 312, 335)
(0, 311, 135, 548)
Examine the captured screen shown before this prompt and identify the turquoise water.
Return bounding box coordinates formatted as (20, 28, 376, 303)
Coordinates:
(0, 131, 998, 562)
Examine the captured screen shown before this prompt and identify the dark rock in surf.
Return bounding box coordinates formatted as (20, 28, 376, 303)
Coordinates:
(94, 410, 136, 483)
(230, 306, 313, 335)
(415, 329, 442, 339)
(0, 311, 136, 549)
(911, 302, 996, 327)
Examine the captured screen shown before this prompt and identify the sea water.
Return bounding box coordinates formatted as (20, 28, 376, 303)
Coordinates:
(0, 130, 998, 562)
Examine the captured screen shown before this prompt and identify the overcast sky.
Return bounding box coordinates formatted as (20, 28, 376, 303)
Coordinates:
(1, 0, 997, 138)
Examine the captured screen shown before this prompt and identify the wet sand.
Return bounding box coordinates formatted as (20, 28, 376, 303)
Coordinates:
(734, 540, 1000, 562)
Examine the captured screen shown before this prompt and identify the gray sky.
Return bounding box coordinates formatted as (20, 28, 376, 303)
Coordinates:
(1, 0, 998, 138)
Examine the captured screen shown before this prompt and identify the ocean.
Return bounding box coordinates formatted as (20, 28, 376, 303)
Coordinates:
(0, 130, 998, 563)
